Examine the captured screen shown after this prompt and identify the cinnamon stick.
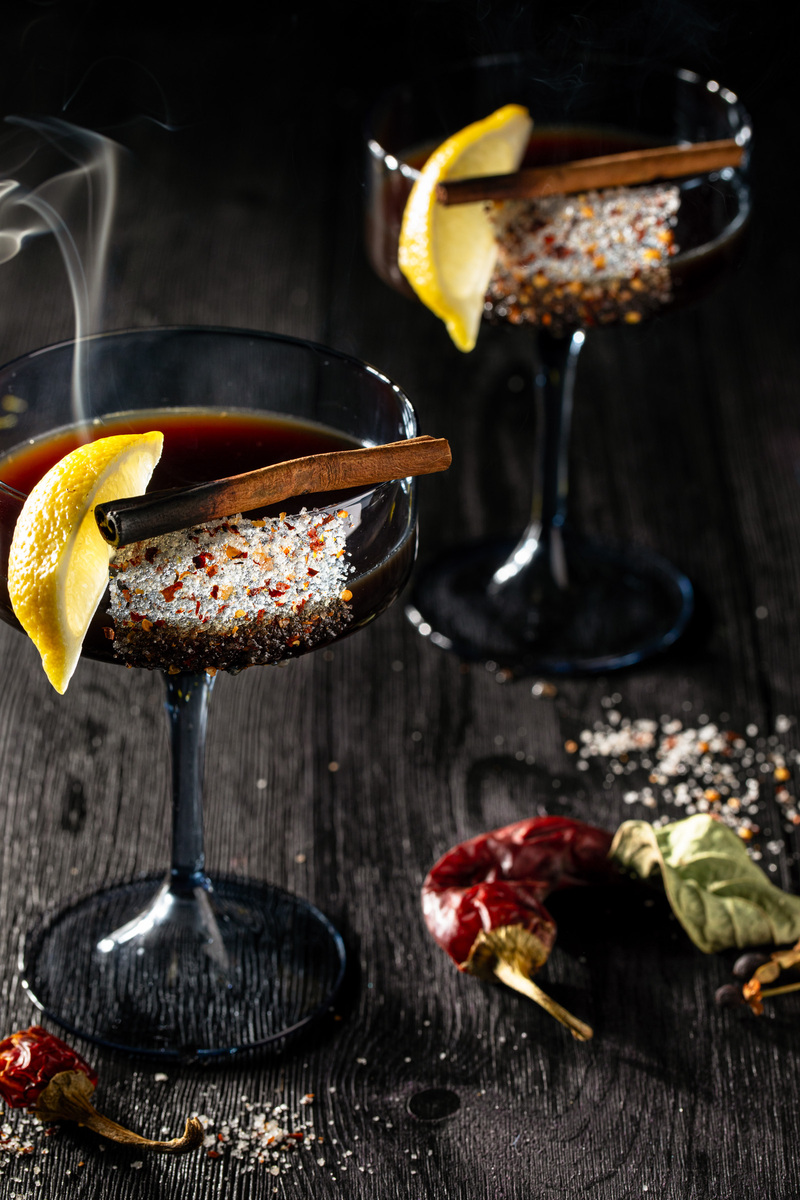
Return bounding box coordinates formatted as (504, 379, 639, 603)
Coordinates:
(94, 435, 451, 548)
(436, 137, 744, 205)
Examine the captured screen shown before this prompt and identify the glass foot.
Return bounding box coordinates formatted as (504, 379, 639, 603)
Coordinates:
(21, 875, 346, 1060)
(406, 532, 693, 674)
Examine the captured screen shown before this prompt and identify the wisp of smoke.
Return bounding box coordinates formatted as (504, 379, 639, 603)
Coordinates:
(0, 117, 122, 424)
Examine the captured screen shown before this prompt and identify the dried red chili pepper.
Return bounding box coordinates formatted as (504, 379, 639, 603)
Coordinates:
(0, 1026, 97, 1109)
(0, 1025, 203, 1154)
(422, 816, 616, 1040)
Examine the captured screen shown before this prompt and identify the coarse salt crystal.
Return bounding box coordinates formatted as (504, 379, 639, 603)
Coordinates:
(109, 508, 355, 671)
(572, 708, 796, 854)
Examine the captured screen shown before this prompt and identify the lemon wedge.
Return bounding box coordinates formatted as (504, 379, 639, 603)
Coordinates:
(8, 431, 163, 693)
(398, 104, 533, 352)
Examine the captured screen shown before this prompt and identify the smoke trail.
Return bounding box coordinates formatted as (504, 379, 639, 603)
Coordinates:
(0, 117, 121, 423)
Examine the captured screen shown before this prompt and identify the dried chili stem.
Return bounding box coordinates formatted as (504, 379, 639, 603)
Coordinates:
(493, 959, 593, 1041)
(759, 981, 800, 1000)
(34, 1071, 204, 1154)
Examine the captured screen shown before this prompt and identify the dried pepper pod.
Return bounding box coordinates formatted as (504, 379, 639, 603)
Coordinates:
(422, 816, 615, 1040)
(0, 1026, 203, 1153)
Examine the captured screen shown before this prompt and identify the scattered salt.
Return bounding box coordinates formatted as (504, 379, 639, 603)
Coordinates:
(574, 706, 799, 855)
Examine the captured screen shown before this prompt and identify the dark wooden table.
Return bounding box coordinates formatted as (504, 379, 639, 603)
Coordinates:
(1, 5, 797, 1198)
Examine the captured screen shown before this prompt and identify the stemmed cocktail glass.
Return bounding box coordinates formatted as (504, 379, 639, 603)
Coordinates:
(366, 54, 751, 674)
(0, 326, 418, 1059)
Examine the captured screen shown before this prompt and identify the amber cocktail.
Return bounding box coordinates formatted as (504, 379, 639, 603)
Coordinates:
(0, 326, 418, 1058)
(366, 54, 751, 674)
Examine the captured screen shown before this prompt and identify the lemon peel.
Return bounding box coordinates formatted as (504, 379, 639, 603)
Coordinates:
(8, 431, 163, 693)
(398, 104, 532, 352)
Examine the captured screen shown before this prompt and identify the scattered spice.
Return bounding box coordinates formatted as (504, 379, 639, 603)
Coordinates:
(0, 1110, 37, 1158)
(2, 1081, 329, 1180)
(714, 983, 745, 1009)
(0, 1026, 202, 1154)
(715, 941, 800, 1014)
(570, 706, 798, 860)
(732, 951, 771, 980)
(194, 1091, 318, 1169)
(739, 940, 800, 1014)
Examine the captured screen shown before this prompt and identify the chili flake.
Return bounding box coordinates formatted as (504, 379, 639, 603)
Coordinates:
(109, 508, 356, 672)
(161, 581, 183, 603)
(486, 183, 680, 333)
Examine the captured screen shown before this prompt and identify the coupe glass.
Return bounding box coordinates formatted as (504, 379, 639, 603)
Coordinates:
(366, 54, 751, 674)
(0, 326, 417, 1059)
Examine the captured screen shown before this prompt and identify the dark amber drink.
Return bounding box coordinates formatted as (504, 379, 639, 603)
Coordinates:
(0, 408, 415, 664)
(367, 125, 749, 330)
(0, 327, 419, 1058)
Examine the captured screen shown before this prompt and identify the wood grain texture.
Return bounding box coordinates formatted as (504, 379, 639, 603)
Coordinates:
(1, 5, 798, 1199)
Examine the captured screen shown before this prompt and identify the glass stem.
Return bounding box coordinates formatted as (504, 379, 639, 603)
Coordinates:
(490, 329, 584, 591)
(163, 671, 216, 896)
